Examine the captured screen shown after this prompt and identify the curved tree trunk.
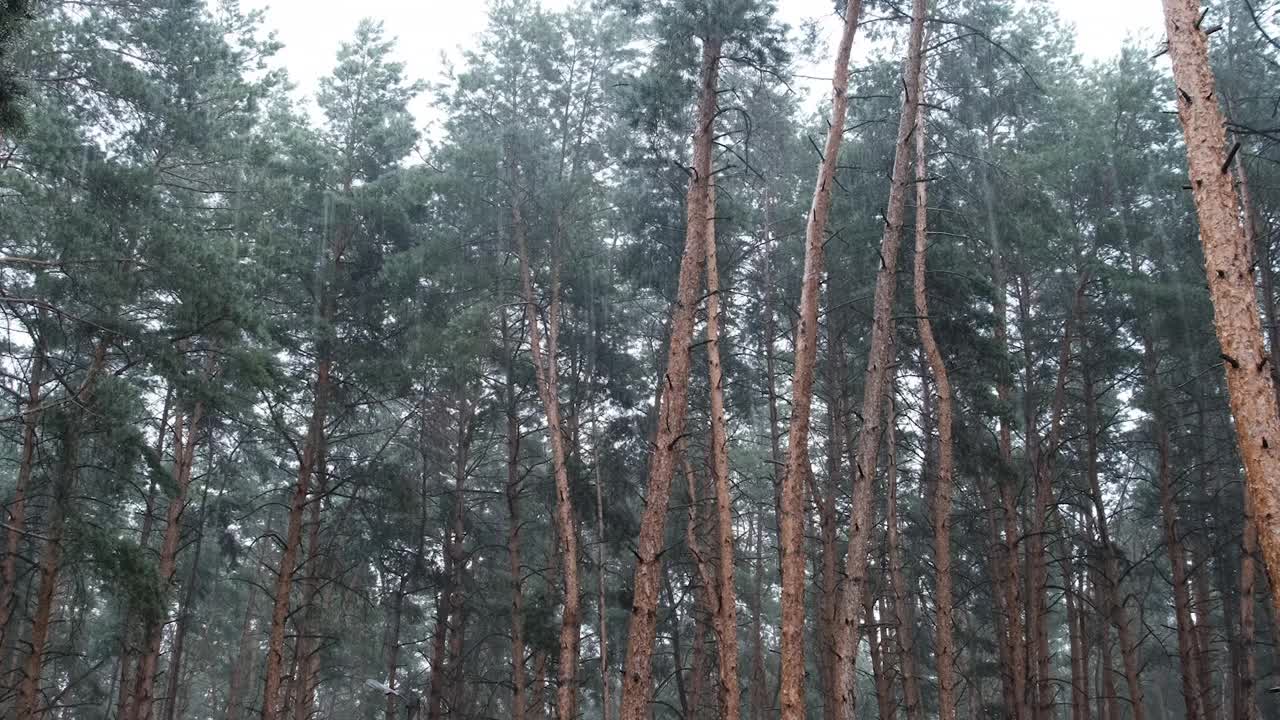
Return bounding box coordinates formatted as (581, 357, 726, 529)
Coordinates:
(616, 33, 719, 720)
(832, 3, 925, 717)
(778, 6, 865, 720)
(910, 58, 957, 720)
(512, 154, 582, 720)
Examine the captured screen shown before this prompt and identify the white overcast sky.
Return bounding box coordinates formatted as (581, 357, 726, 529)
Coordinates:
(244, 0, 1165, 126)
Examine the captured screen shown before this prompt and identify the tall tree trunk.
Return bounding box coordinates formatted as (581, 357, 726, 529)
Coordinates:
(1211, 530, 1243, 720)
(818, 336, 844, 720)
(703, 181, 741, 720)
(512, 154, 582, 720)
(1074, 554, 1092, 720)
(1082, 312, 1146, 720)
(833, 4, 925, 717)
(1018, 277, 1048, 720)
(0, 334, 43, 661)
(910, 55, 957, 720)
(1232, 131, 1263, 720)
(863, 595, 893, 720)
(382, 578, 406, 720)
(1096, 575, 1119, 720)
(748, 510, 769, 720)
(263, 163, 352, 720)
(779, 5, 864, 719)
(1118, 179, 1207, 720)
(978, 474, 1018, 719)
(664, 571, 692, 720)
(594, 423, 611, 720)
(1160, 0, 1280, 617)
(1163, 464, 1206, 720)
(1066, 537, 1085, 720)
(1234, 140, 1280, 410)
(1189, 535, 1217, 720)
(981, 152, 1029, 720)
(117, 388, 173, 720)
(503, 310, 528, 720)
(17, 425, 77, 720)
(530, 649, 548, 720)
(886, 397, 921, 720)
(226, 590, 259, 720)
(617, 33, 719, 720)
(289, 439, 329, 720)
(445, 585, 469, 716)
(130, 401, 206, 720)
(428, 397, 472, 720)
(16, 338, 107, 720)
(1018, 271, 1086, 720)
(758, 196, 787, 718)
(162, 453, 213, 720)
(688, 609, 709, 720)
(684, 455, 716, 720)
(761, 194, 784, 586)
(1238, 502, 1259, 720)
(427, 580, 450, 720)
(262, 356, 329, 720)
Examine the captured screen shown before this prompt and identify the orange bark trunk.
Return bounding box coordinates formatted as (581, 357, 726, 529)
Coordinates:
(981, 154, 1029, 720)
(513, 156, 582, 720)
(261, 357, 329, 720)
(503, 312, 528, 720)
(617, 34, 719, 720)
(0, 338, 43, 658)
(1083, 344, 1146, 720)
(911, 60, 957, 720)
(703, 182, 741, 720)
(16, 338, 107, 720)
(833, 4, 926, 717)
(1161, 0, 1280, 618)
(130, 401, 206, 720)
(779, 5, 865, 720)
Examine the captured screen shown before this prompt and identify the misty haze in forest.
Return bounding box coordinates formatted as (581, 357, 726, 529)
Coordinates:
(3, 1, 1280, 719)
